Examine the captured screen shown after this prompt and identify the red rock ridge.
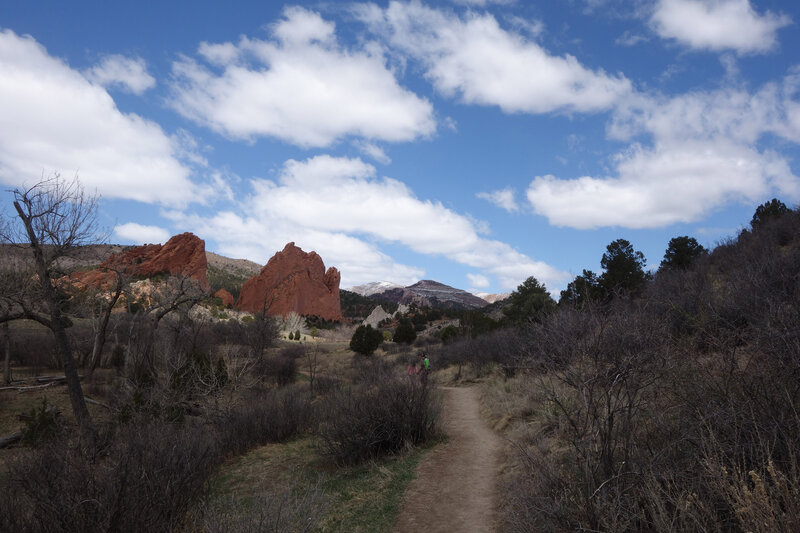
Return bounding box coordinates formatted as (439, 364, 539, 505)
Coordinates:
(235, 242, 342, 321)
(214, 288, 234, 307)
(73, 233, 210, 292)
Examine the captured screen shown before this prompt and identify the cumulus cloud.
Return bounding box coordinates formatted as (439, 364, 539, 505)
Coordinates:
(84, 54, 156, 94)
(0, 30, 196, 206)
(173, 155, 567, 289)
(650, 0, 791, 55)
(114, 223, 171, 244)
(467, 273, 490, 289)
(477, 187, 519, 212)
(357, 1, 632, 114)
(168, 6, 435, 148)
(527, 78, 800, 229)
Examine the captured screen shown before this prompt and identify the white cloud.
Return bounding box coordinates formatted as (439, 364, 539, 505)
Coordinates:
(650, 0, 791, 55)
(353, 140, 391, 164)
(467, 273, 490, 289)
(168, 6, 435, 148)
(477, 188, 519, 212)
(528, 142, 796, 229)
(114, 222, 171, 244)
(527, 78, 800, 229)
(174, 154, 568, 290)
(0, 30, 197, 206)
(616, 30, 649, 46)
(450, 0, 516, 5)
(84, 54, 156, 94)
(358, 1, 632, 114)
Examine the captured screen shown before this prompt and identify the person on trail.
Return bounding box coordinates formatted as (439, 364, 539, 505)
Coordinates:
(407, 360, 419, 377)
(420, 353, 430, 384)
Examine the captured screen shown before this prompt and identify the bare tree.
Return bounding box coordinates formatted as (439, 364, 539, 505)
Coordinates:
(0, 176, 99, 441)
(84, 268, 126, 377)
(2, 322, 10, 384)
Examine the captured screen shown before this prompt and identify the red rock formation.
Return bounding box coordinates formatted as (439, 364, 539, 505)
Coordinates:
(236, 242, 342, 321)
(72, 233, 210, 292)
(214, 288, 234, 307)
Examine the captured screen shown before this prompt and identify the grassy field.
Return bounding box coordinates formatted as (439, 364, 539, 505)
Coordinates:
(200, 436, 435, 532)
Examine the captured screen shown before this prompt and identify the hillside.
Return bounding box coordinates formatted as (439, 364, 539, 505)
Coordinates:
(369, 280, 488, 310)
(0, 243, 127, 271)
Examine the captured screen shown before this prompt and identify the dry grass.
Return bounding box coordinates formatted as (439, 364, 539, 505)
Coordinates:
(202, 436, 431, 533)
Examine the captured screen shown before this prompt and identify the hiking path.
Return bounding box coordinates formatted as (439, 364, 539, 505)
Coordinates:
(393, 385, 502, 533)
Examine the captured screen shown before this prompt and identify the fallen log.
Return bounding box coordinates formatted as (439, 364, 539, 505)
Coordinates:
(0, 381, 59, 393)
(85, 396, 112, 410)
(0, 432, 23, 449)
(35, 375, 83, 384)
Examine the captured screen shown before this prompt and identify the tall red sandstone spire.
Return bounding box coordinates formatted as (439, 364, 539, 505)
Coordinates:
(235, 242, 342, 321)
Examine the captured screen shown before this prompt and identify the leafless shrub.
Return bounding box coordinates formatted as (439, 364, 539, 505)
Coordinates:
(253, 355, 297, 386)
(316, 372, 441, 465)
(9, 329, 59, 370)
(214, 386, 313, 456)
(313, 375, 341, 395)
(350, 354, 395, 386)
(2, 422, 217, 533)
(279, 345, 306, 359)
(502, 209, 800, 531)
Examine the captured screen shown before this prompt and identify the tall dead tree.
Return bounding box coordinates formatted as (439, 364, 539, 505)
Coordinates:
(85, 268, 126, 378)
(0, 176, 100, 441)
(2, 322, 10, 384)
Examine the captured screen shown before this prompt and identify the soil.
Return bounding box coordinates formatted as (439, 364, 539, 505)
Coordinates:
(393, 386, 502, 533)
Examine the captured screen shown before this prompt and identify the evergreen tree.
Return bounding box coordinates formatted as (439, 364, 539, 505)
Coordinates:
(349, 324, 383, 355)
(660, 236, 707, 270)
(393, 320, 417, 344)
(503, 276, 555, 325)
(599, 239, 648, 296)
(751, 198, 789, 230)
(559, 269, 602, 307)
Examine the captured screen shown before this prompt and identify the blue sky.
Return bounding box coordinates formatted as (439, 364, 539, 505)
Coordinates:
(1, 0, 799, 296)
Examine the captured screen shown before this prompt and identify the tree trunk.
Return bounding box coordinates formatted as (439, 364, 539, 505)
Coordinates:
(3, 322, 10, 384)
(52, 308, 94, 441)
(87, 273, 124, 378)
(14, 199, 94, 444)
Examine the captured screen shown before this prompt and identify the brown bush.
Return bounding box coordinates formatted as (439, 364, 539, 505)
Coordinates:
(2, 422, 217, 533)
(501, 208, 800, 531)
(214, 386, 313, 456)
(316, 371, 441, 465)
(253, 355, 297, 386)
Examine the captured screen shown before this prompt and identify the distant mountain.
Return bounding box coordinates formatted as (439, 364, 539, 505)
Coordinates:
(370, 279, 488, 310)
(348, 281, 404, 297)
(476, 292, 511, 304)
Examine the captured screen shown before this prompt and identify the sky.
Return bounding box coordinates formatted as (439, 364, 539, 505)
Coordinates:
(1, 0, 799, 296)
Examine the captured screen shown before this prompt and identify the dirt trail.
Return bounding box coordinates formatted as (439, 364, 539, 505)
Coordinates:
(393, 386, 502, 533)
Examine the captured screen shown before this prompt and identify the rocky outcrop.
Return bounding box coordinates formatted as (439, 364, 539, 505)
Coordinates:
(235, 242, 343, 321)
(363, 305, 392, 328)
(72, 233, 210, 292)
(214, 289, 234, 307)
